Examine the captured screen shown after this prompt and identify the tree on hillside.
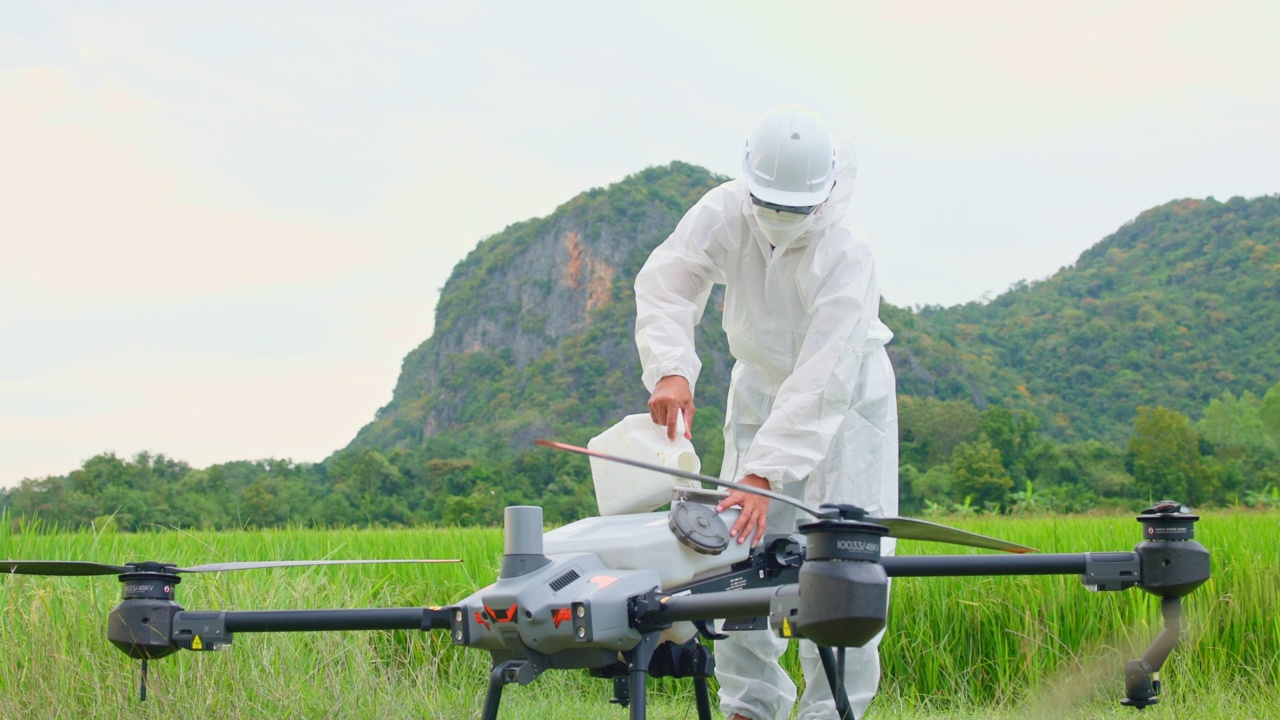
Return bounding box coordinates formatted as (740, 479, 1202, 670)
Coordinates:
(899, 396, 981, 469)
(1128, 406, 1216, 506)
(902, 463, 958, 514)
(1060, 440, 1133, 500)
(1197, 389, 1280, 501)
(978, 406, 1040, 482)
(1261, 381, 1280, 445)
(949, 437, 1013, 509)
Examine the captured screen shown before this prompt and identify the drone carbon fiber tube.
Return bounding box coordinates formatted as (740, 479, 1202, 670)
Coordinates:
(228, 608, 451, 633)
(882, 553, 1091, 577)
(181, 607, 452, 634)
(645, 587, 778, 624)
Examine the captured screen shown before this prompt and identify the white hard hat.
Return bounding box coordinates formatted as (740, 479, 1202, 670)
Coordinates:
(741, 105, 837, 210)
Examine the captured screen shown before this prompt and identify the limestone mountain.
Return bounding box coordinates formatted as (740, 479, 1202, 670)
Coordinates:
(349, 162, 735, 460)
(352, 161, 1280, 459)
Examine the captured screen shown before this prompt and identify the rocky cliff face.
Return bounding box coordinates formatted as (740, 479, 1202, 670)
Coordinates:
(349, 163, 730, 453)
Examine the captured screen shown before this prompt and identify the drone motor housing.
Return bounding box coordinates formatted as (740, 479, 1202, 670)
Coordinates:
(107, 572, 184, 660)
(788, 519, 891, 648)
(1135, 509, 1211, 598)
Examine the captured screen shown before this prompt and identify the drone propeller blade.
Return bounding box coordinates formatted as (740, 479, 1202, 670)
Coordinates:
(4, 558, 461, 577)
(536, 438, 826, 517)
(3, 560, 131, 576)
(877, 517, 1036, 554)
(538, 437, 1037, 553)
(176, 559, 461, 573)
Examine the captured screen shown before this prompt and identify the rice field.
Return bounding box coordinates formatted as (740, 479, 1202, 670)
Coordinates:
(1, 509, 1275, 719)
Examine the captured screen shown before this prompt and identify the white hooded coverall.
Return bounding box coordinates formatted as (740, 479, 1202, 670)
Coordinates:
(634, 141, 898, 720)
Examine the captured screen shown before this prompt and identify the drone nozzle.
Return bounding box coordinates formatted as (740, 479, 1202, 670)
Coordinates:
(1120, 658, 1161, 709)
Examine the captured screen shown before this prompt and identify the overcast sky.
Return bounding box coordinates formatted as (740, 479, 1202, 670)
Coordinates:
(2, 1, 1277, 487)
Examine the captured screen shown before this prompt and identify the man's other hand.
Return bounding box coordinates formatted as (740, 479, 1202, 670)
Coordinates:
(717, 474, 770, 546)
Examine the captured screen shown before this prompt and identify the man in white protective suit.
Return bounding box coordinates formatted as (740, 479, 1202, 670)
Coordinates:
(634, 104, 899, 720)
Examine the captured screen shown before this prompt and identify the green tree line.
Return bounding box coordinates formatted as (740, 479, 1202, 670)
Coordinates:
(6, 380, 1278, 532)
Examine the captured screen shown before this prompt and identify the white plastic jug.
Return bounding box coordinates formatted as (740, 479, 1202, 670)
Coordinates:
(587, 413, 702, 515)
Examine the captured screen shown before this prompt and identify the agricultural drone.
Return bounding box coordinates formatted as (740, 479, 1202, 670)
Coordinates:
(3, 440, 1210, 720)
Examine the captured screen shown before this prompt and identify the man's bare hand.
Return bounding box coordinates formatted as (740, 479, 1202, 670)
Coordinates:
(648, 375, 695, 440)
(717, 474, 770, 546)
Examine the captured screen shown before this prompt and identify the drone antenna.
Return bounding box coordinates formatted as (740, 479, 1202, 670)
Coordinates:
(534, 439, 828, 518)
(139, 659, 148, 702)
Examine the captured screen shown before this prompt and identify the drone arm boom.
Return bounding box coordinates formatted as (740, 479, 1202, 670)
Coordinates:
(172, 607, 452, 650)
(882, 553, 1090, 577)
(222, 607, 453, 633)
(645, 553, 1145, 628)
(640, 587, 778, 625)
(882, 551, 1142, 587)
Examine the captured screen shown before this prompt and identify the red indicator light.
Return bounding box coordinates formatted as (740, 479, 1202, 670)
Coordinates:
(552, 607, 573, 628)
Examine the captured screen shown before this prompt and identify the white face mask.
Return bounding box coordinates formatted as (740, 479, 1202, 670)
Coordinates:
(753, 206, 814, 251)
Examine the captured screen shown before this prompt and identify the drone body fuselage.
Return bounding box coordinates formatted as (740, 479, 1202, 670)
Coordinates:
(450, 505, 750, 676)
(452, 551, 659, 671)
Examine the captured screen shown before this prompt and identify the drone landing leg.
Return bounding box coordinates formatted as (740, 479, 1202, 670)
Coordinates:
(480, 667, 504, 720)
(693, 676, 713, 720)
(1121, 597, 1183, 709)
(139, 659, 148, 702)
(624, 632, 662, 720)
(816, 646, 854, 720)
(481, 659, 535, 720)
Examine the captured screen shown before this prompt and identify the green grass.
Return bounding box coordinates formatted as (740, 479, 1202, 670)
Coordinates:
(1, 511, 1275, 719)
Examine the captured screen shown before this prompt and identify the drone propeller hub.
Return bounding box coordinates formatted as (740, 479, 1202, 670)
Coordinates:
(816, 503, 869, 521)
(118, 572, 182, 600)
(1132, 502, 1210, 599)
(1136, 503, 1199, 541)
(798, 519, 889, 563)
